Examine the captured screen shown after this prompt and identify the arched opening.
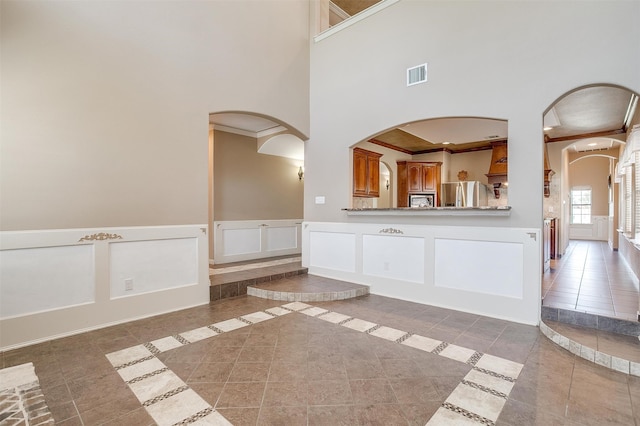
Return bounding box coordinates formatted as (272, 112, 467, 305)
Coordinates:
(542, 84, 639, 321)
(208, 112, 306, 265)
(349, 116, 508, 209)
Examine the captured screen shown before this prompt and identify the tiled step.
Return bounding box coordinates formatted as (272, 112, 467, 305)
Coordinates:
(209, 259, 307, 302)
(541, 306, 639, 377)
(247, 281, 369, 302)
(542, 305, 639, 337)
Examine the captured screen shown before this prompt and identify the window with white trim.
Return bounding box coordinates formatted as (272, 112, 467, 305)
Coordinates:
(570, 187, 592, 224)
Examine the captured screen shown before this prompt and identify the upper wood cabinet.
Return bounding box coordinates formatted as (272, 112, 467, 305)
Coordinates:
(397, 161, 442, 206)
(353, 148, 382, 197)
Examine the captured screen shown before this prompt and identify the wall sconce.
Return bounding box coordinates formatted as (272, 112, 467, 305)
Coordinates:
(298, 166, 304, 180)
(386, 179, 390, 190)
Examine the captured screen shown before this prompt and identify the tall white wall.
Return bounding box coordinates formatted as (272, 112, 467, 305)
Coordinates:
(307, 0, 640, 228)
(1, 0, 310, 231)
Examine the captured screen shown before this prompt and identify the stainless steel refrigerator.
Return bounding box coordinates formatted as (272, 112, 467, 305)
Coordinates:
(440, 181, 489, 207)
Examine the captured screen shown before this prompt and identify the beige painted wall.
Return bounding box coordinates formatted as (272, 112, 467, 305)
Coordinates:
(306, 0, 640, 229)
(213, 131, 303, 221)
(0, 0, 309, 231)
(568, 155, 612, 217)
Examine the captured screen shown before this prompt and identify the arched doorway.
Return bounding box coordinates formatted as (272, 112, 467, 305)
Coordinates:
(208, 112, 306, 264)
(542, 84, 639, 321)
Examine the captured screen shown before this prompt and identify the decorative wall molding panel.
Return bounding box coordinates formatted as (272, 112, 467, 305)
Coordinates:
(302, 222, 541, 325)
(0, 225, 209, 350)
(213, 219, 302, 264)
(569, 215, 608, 241)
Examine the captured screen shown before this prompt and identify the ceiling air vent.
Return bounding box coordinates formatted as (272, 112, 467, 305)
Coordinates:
(407, 63, 427, 86)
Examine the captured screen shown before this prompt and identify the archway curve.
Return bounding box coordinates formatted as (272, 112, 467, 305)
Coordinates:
(209, 110, 308, 141)
(543, 82, 639, 117)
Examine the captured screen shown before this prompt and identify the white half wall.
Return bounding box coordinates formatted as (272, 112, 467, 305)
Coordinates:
(569, 215, 609, 241)
(213, 220, 302, 264)
(0, 225, 210, 350)
(302, 222, 540, 325)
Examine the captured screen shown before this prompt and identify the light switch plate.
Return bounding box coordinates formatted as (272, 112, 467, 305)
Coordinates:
(315, 196, 325, 204)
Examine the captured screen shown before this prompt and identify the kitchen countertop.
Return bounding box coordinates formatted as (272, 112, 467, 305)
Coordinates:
(343, 206, 511, 216)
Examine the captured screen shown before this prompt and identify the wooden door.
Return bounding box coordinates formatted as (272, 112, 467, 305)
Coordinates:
(353, 149, 368, 197)
(422, 165, 436, 191)
(408, 163, 422, 192)
(367, 154, 380, 197)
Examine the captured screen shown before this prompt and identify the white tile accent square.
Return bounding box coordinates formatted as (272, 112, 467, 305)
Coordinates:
(401, 334, 442, 352)
(118, 357, 167, 382)
(193, 411, 234, 425)
(594, 351, 611, 369)
(318, 311, 352, 324)
(569, 340, 581, 355)
(300, 307, 329, 317)
(180, 327, 219, 343)
(106, 345, 154, 367)
(264, 307, 292, 316)
(579, 345, 595, 362)
(145, 388, 210, 426)
(446, 383, 506, 422)
(341, 318, 377, 332)
(464, 369, 515, 396)
(611, 356, 630, 374)
(129, 370, 186, 404)
(474, 354, 523, 379)
(213, 318, 249, 332)
(368, 326, 408, 341)
(241, 311, 274, 324)
(151, 336, 184, 352)
(282, 302, 311, 311)
(426, 406, 483, 425)
(439, 344, 477, 363)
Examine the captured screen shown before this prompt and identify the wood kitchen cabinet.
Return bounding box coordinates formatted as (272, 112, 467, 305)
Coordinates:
(397, 161, 442, 207)
(353, 148, 382, 197)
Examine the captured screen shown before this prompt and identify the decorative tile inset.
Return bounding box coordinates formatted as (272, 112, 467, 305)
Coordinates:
(439, 344, 477, 364)
(180, 327, 219, 344)
(213, 318, 250, 332)
(264, 307, 292, 316)
(300, 306, 329, 317)
(117, 357, 167, 382)
(242, 311, 275, 323)
(150, 336, 185, 353)
(427, 406, 490, 425)
(445, 383, 506, 422)
(129, 371, 187, 404)
(318, 311, 352, 324)
(463, 369, 515, 396)
(368, 326, 408, 342)
(144, 388, 211, 426)
(401, 334, 442, 352)
(106, 344, 155, 367)
(474, 354, 523, 380)
(341, 318, 377, 332)
(281, 302, 312, 311)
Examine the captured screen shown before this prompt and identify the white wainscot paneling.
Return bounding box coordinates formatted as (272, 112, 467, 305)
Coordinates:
(222, 228, 261, 256)
(214, 220, 301, 264)
(0, 245, 95, 318)
(434, 239, 523, 298)
(363, 235, 425, 283)
(302, 222, 541, 325)
(266, 226, 298, 251)
(309, 231, 356, 272)
(0, 225, 209, 351)
(569, 216, 608, 241)
(110, 238, 198, 298)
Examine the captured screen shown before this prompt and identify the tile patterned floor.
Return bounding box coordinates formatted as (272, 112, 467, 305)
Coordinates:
(543, 240, 640, 321)
(1, 275, 640, 425)
(105, 301, 523, 425)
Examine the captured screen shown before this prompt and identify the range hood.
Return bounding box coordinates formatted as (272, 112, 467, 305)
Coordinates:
(485, 140, 508, 198)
